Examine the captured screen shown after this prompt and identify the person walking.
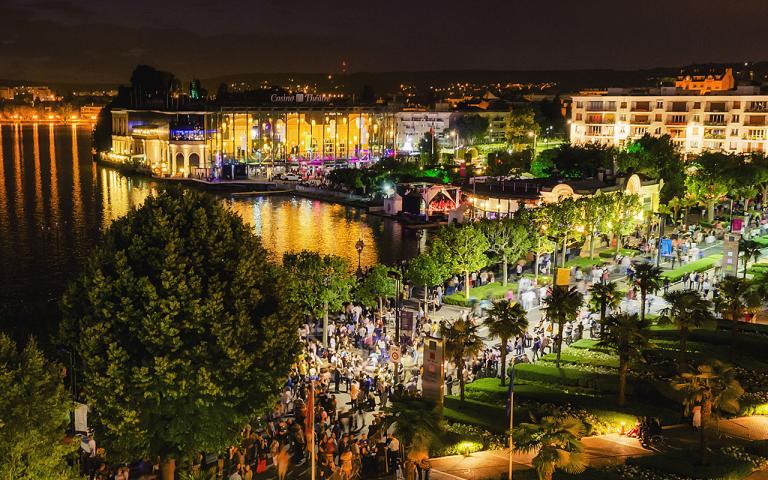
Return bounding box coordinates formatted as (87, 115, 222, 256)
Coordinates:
(532, 337, 541, 362)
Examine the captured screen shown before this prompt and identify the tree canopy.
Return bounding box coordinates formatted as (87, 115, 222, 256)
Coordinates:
(431, 224, 490, 299)
(0, 334, 76, 480)
(61, 189, 301, 470)
(282, 250, 355, 319)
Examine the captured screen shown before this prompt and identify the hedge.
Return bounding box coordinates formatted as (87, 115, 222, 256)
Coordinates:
(661, 254, 722, 282)
(514, 363, 627, 395)
(627, 449, 755, 480)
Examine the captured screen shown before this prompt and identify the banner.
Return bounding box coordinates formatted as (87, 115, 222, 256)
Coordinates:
(556, 268, 570, 287)
(421, 336, 445, 407)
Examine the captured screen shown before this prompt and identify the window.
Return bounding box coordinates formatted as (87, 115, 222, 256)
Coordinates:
(729, 142, 737, 150)
(587, 125, 602, 135)
(656, 100, 664, 109)
(730, 128, 739, 137)
(606, 101, 616, 110)
(619, 114, 627, 121)
(655, 114, 662, 122)
(692, 127, 699, 135)
(575, 101, 583, 108)
(748, 129, 765, 140)
(620, 102, 627, 108)
(654, 127, 662, 135)
(693, 102, 701, 109)
(708, 114, 725, 124)
(575, 113, 582, 121)
(692, 115, 700, 122)
(733, 101, 741, 109)
(669, 114, 686, 124)
(732, 114, 740, 122)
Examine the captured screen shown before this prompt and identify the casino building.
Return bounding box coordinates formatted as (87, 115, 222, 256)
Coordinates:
(107, 97, 398, 178)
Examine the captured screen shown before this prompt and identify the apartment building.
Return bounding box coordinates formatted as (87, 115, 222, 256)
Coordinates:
(570, 86, 768, 155)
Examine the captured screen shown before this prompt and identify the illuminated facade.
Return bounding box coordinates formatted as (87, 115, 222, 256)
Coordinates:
(109, 106, 397, 177)
(570, 86, 768, 155)
(675, 68, 735, 94)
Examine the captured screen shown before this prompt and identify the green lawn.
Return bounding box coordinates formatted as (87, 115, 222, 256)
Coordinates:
(564, 257, 608, 269)
(661, 254, 722, 282)
(443, 275, 552, 306)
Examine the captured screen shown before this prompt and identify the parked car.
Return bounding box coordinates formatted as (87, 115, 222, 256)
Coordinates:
(281, 173, 301, 181)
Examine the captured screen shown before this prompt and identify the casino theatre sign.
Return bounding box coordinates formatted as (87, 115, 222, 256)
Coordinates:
(269, 93, 331, 103)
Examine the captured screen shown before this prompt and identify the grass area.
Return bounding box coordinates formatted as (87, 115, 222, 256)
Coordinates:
(627, 449, 755, 479)
(443, 275, 552, 307)
(564, 257, 608, 269)
(514, 363, 625, 394)
(661, 253, 722, 282)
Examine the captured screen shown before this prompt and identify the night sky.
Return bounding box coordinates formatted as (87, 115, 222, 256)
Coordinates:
(2, 0, 767, 84)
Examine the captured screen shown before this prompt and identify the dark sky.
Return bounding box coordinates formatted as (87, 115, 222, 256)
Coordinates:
(2, 0, 767, 84)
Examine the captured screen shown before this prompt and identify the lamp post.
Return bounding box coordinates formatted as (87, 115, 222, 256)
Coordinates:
(527, 130, 538, 162)
(322, 276, 330, 348)
(355, 238, 365, 278)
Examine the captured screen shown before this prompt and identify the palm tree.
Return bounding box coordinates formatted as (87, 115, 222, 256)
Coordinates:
(483, 300, 529, 386)
(543, 286, 584, 368)
(440, 318, 485, 403)
(740, 239, 763, 278)
(598, 313, 650, 406)
(716, 277, 762, 361)
(633, 263, 663, 323)
(673, 361, 744, 465)
(513, 416, 587, 480)
(588, 280, 621, 331)
(659, 289, 714, 369)
(384, 394, 443, 462)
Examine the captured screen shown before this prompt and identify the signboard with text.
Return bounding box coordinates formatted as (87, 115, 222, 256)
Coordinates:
(722, 233, 741, 277)
(422, 336, 445, 407)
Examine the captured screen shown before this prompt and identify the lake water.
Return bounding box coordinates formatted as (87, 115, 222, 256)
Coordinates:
(0, 124, 418, 340)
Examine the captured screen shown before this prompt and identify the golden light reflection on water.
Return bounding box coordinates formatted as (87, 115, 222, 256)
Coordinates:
(48, 124, 59, 222)
(227, 196, 382, 267)
(70, 124, 82, 224)
(32, 124, 43, 221)
(100, 168, 156, 229)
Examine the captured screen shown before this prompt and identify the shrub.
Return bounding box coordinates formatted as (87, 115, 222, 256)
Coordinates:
(661, 254, 721, 282)
(514, 363, 628, 395)
(627, 449, 755, 479)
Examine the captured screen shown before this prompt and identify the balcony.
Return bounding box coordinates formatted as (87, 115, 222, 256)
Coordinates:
(704, 120, 726, 126)
(746, 105, 768, 113)
(704, 132, 726, 140)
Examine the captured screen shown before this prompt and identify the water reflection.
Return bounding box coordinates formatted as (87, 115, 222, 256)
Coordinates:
(0, 124, 418, 339)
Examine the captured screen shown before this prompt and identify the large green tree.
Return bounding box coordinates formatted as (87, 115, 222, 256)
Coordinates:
(283, 250, 355, 347)
(431, 224, 490, 300)
(60, 189, 301, 479)
(685, 152, 734, 222)
(483, 300, 528, 385)
(405, 253, 447, 320)
(618, 134, 684, 202)
(659, 290, 714, 370)
(549, 144, 616, 179)
(598, 313, 649, 406)
(440, 319, 484, 403)
(478, 216, 532, 286)
(454, 114, 489, 145)
(0, 334, 76, 480)
(505, 108, 540, 148)
(578, 194, 612, 259)
(537, 198, 581, 268)
(607, 191, 641, 252)
(356, 264, 396, 322)
(543, 286, 584, 368)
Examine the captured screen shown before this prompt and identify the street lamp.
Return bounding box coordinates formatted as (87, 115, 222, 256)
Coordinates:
(527, 130, 538, 162)
(355, 238, 365, 277)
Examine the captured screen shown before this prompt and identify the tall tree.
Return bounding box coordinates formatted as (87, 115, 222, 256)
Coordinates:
(598, 313, 650, 406)
(537, 198, 581, 268)
(659, 290, 714, 369)
(633, 263, 663, 324)
(716, 277, 762, 361)
(549, 144, 616, 179)
(543, 286, 584, 367)
(440, 319, 485, 402)
(478, 216, 532, 286)
(607, 192, 641, 252)
(405, 253, 447, 320)
(618, 134, 684, 202)
(578, 194, 612, 259)
(483, 300, 529, 385)
(283, 250, 355, 347)
(513, 416, 587, 480)
(454, 114, 489, 145)
(60, 189, 301, 479)
(588, 280, 621, 328)
(431, 224, 490, 300)
(505, 107, 540, 148)
(356, 264, 396, 322)
(685, 152, 733, 222)
(0, 334, 76, 480)
(673, 361, 743, 465)
(739, 239, 763, 278)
